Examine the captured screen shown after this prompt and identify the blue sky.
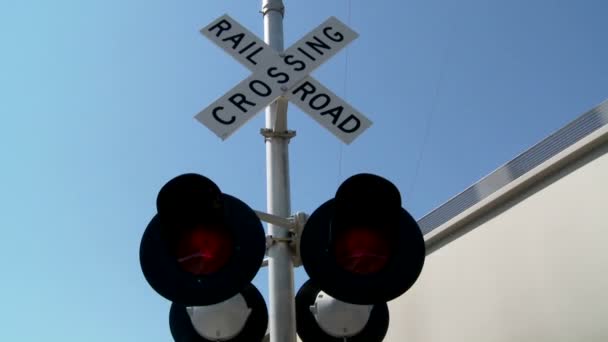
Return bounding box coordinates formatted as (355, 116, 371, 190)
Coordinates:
(1, 0, 607, 341)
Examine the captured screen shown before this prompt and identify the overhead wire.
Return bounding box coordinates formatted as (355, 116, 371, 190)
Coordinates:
(406, 20, 455, 199)
(337, 0, 352, 185)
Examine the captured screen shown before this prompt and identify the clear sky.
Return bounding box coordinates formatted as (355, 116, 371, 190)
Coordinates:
(1, 0, 607, 341)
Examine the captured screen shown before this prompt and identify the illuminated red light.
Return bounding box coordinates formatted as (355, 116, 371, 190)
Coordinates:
(174, 225, 233, 275)
(333, 226, 392, 275)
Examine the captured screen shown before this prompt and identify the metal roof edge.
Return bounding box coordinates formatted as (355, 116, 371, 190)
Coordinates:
(418, 99, 608, 254)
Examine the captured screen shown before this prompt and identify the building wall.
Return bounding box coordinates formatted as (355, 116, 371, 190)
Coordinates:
(385, 131, 608, 341)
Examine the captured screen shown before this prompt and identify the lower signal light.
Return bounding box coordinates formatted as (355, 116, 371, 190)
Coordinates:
(169, 283, 268, 342)
(296, 279, 389, 342)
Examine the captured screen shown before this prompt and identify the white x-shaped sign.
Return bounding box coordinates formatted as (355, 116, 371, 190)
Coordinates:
(196, 14, 372, 144)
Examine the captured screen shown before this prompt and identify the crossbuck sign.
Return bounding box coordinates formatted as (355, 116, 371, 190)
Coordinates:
(196, 14, 372, 144)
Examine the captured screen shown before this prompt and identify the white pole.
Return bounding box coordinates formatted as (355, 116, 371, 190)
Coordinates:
(261, 1, 297, 342)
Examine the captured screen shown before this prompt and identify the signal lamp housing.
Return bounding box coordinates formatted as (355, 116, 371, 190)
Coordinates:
(170, 283, 269, 342)
(296, 279, 389, 342)
(299, 173, 425, 305)
(139, 174, 266, 306)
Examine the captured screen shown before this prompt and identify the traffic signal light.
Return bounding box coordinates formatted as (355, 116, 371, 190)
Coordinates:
(139, 173, 268, 341)
(299, 173, 425, 304)
(169, 284, 268, 342)
(296, 279, 389, 342)
(296, 173, 425, 340)
(140, 173, 423, 341)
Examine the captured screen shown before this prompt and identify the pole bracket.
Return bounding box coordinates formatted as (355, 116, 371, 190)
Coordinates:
(260, 2, 285, 17)
(266, 233, 295, 247)
(256, 211, 308, 267)
(260, 128, 296, 142)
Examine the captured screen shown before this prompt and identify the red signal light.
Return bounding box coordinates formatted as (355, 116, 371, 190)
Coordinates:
(333, 226, 392, 275)
(141, 174, 266, 306)
(174, 225, 233, 275)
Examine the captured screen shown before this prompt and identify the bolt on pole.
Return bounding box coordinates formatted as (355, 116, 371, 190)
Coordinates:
(261, 0, 297, 342)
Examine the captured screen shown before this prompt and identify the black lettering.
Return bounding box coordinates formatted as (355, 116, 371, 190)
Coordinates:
(267, 67, 289, 84)
(297, 47, 316, 62)
(291, 81, 316, 101)
(238, 41, 256, 54)
(222, 33, 245, 49)
(249, 80, 272, 97)
(320, 106, 343, 124)
(323, 26, 344, 42)
(338, 114, 361, 133)
(212, 106, 236, 125)
(246, 47, 264, 65)
(284, 55, 306, 71)
(309, 94, 331, 110)
(229, 93, 255, 113)
(305, 36, 331, 55)
(208, 19, 232, 38)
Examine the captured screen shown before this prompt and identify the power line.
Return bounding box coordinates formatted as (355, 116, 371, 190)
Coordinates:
(407, 25, 454, 198)
(337, 0, 352, 184)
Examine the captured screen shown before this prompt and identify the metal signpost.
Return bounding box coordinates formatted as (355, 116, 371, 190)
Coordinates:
(196, 1, 371, 341)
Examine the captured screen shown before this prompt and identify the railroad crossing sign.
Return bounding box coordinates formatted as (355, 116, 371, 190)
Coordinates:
(196, 14, 372, 144)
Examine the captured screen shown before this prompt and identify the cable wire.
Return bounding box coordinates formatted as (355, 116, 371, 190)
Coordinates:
(337, 0, 352, 184)
(407, 23, 454, 198)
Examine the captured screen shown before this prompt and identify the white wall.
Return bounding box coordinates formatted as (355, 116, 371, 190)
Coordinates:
(386, 131, 608, 341)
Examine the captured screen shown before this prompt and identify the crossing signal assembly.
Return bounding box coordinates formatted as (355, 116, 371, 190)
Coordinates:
(139, 173, 424, 341)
